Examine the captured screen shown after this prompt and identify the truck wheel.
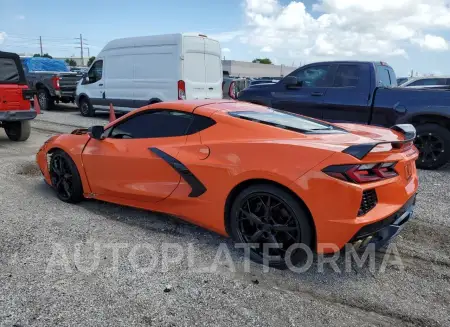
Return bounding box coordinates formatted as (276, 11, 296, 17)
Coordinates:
(414, 124, 450, 170)
(4, 121, 31, 141)
(37, 89, 54, 111)
(79, 97, 95, 117)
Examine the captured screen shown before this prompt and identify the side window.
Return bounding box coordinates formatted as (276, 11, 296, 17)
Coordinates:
(87, 60, 103, 84)
(109, 110, 193, 139)
(0, 58, 20, 83)
(410, 78, 447, 86)
(186, 115, 216, 134)
(333, 64, 361, 87)
(376, 66, 392, 87)
(290, 65, 333, 87)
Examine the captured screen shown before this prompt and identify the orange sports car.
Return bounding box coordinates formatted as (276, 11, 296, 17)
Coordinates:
(36, 100, 419, 267)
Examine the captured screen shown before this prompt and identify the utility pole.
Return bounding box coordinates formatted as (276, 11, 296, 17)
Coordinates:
(75, 34, 88, 66)
(86, 47, 90, 58)
(39, 36, 43, 56)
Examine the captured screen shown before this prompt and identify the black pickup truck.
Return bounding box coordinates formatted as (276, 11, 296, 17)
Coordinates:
(237, 61, 450, 170)
(21, 57, 83, 111)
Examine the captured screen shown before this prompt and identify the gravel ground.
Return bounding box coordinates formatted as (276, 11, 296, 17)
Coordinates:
(0, 108, 449, 327)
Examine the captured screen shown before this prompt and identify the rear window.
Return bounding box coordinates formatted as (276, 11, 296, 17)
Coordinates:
(0, 58, 20, 83)
(376, 65, 397, 87)
(229, 109, 346, 133)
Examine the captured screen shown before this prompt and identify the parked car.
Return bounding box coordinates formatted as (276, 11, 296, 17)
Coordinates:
(222, 77, 249, 99)
(0, 51, 36, 141)
(399, 76, 450, 87)
(21, 57, 83, 110)
(397, 77, 409, 85)
(76, 33, 223, 117)
(37, 100, 418, 268)
(237, 61, 450, 170)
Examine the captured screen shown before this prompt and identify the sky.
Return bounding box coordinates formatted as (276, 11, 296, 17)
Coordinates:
(2, 0, 450, 77)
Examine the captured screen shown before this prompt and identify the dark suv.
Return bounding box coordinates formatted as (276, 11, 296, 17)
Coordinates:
(0, 51, 35, 141)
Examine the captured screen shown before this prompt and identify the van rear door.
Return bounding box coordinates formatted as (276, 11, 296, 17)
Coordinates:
(0, 55, 30, 111)
(182, 35, 207, 99)
(204, 38, 223, 99)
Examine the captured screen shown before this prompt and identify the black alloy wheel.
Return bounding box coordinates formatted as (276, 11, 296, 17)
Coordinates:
(50, 154, 73, 201)
(415, 133, 444, 165)
(49, 151, 84, 203)
(230, 184, 312, 268)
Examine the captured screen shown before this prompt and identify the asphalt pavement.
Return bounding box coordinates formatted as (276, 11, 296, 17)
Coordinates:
(0, 105, 449, 327)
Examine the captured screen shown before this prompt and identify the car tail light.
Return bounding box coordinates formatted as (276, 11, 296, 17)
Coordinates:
(178, 80, 186, 100)
(323, 162, 398, 183)
(21, 86, 34, 101)
(51, 76, 60, 90)
(228, 81, 237, 99)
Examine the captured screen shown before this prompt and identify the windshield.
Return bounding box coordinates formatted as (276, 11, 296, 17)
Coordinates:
(229, 109, 345, 133)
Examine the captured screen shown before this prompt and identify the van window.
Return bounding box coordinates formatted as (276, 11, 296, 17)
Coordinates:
(0, 58, 20, 83)
(87, 60, 103, 84)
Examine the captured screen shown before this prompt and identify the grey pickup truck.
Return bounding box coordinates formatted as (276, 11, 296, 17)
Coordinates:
(21, 57, 83, 110)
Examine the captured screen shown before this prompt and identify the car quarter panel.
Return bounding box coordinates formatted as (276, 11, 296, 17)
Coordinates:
(290, 149, 419, 252)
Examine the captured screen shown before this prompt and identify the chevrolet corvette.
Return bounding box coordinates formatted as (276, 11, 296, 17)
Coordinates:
(36, 100, 419, 267)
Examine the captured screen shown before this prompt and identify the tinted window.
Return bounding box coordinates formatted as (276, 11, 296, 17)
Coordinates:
(110, 110, 193, 139)
(290, 65, 333, 87)
(87, 60, 103, 84)
(230, 109, 344, 133)
(186, 115, 216, 134)
(0, 58, 20, 83)
(333, 64, 361, 87)
(376, 66, 395, 87)
(408, 78, 447, 86)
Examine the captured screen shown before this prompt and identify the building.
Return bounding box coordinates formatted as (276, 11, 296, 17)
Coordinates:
(222, 60, 297, 78)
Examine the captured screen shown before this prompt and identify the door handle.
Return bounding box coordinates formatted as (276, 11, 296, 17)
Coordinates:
(310, 92, 324, 96)
(98, 83, 104, 86)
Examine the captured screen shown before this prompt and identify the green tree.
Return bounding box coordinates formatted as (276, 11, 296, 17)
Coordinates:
(87, 56, 96, 67)
(252, 58, 272, 64)
(65, 58, 77, 66)
(33, 53, 53, 59)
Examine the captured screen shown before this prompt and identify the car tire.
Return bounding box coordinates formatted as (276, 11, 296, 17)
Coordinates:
(4, 121, 31, 141)
(49, 150, 84, 203)
(37, 88, 54, 111)
(229, 184, 313, 269)
(79, 97, 95, 117)
(414, 123, 450, 170)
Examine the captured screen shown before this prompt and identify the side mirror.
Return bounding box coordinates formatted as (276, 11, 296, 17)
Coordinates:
(88, 125, 104, 140)
(284, 76, 301, 87)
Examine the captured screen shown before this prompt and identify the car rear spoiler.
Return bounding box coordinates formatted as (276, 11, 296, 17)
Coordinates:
(342, 124, 416, 160)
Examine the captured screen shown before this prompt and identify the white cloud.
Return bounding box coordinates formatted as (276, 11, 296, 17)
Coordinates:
(0, 32, 7, 44)
(222, 47, 231, 53)
(412, 34, 449, 51)
(16, 15, 25, 20)
(260, 46, 273, 52)
(242, 0, 450, 61)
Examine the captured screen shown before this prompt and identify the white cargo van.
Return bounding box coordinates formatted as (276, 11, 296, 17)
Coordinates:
(75, 33, 223, 116)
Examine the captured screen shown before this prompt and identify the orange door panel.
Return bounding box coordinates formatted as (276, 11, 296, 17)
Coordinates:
(82, 136, 188, 202)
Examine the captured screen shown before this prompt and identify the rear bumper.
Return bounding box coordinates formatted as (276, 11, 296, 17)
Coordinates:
(55, 90, 76, 98)
(350, 193, 416, 250)
(0, 109, 37, 122)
